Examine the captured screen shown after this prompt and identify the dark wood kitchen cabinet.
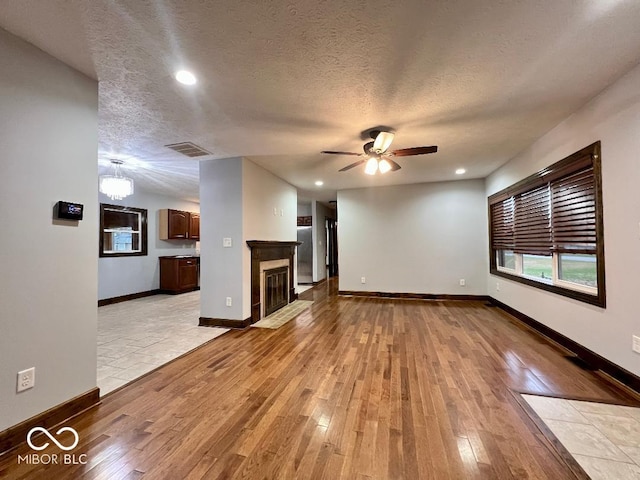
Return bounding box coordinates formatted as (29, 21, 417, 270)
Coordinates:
(159, 256, 200, 294)
(159, 209, 200, 240)
(189, 213, 200, 240)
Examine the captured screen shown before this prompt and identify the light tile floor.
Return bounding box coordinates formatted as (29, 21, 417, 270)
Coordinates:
(522, 394, 640, 479)
(97, 291, 228, 395)
(297, 285, 313, 294)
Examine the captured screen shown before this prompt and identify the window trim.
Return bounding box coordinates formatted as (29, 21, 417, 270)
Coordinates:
(99, 203, 148, 258)
(488, 142, 606, 308)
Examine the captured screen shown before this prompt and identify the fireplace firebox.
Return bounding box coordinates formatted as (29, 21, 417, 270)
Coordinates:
(264, 266, 288, 316)
(247, 240, 301, 323)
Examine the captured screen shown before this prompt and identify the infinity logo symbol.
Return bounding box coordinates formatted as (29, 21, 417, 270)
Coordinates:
(27, 426, 79, 451)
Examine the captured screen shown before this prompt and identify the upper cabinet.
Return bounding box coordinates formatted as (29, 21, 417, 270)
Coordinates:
(159, 209, 200, 240)
(189, 213, 200, 240)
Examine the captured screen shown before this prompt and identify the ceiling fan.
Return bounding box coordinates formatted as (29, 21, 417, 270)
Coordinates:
(321, 130, 438, 175)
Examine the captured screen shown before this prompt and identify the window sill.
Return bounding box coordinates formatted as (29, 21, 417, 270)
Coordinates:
(521, 274, 553, 286)
(99, 251, 148, 258)
(490, 267, 605, 308)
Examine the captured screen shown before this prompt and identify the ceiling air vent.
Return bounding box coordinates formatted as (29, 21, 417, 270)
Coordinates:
(165, 142, 212, 158)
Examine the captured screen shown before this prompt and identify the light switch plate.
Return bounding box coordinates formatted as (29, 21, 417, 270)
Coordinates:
(633, 335, 640, 354)
(223, 237, 232, 248)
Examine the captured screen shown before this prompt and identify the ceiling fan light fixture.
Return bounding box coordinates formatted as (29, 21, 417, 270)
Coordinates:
(322, 129, 438, 174)
(364, 157, 378, 175)
(373, 131, 395, 153)
(378, 159, 392, 174)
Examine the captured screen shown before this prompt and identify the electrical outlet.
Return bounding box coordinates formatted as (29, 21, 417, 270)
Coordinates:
(223, 237, 232, 248)
(496, 282, 500, 291)
(17, 367, 35, 393)
(361, 276, 366, 284)
(226, 297, 232, 307)
(459, 279, 466, 286)
(633, 335, 640, 354)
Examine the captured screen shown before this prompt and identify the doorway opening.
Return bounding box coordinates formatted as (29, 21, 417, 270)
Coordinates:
(327, 217, 338, 277)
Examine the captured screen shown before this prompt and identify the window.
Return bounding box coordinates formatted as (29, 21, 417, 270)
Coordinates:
(557, 253, 597, 288)
(99, 203, 148, 257)
(497, 250, 516, 271)
(489, 142, 605, 307)
(522, 254, 552, 283)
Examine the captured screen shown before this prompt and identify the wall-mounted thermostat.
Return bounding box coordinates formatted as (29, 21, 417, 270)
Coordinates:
(56, 201, 84, 220)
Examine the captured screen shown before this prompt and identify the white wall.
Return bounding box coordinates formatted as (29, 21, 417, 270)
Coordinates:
(487, 62, 640, 376)
(98, 190, 199, 300)
(338, 180, 488, 295)
(242, 158, 297, 318)
(200, 158, 296, 321)
(0, 28, 98, 430)
(199, 158, 245, 320)
(297, 203, 311, 216)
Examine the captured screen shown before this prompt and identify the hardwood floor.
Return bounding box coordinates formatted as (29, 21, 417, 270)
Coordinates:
(2, 279, 637, 479)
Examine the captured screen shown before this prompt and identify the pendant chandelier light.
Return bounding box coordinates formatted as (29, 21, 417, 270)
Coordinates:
(99, 160, 134, 200)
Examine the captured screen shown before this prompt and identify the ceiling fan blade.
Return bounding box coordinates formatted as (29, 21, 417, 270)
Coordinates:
(321, 150, 362, 156)
(389, 146, 438, 157)
(372, 131, 395, 153)
(339, 159, 366, 172)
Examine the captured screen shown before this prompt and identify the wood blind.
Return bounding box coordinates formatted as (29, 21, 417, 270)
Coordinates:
(103, 209, 139, 230)
(490, 197, 514, 250)
(551, 166, 596, 253)
(514, 184, 551, 254)
(490, 165, 596, 255)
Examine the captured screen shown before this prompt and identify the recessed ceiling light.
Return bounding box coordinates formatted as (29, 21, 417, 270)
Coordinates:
(315, 180, 324, 186)
(455, 168, 466, 175)
(175, 70, 197, 85)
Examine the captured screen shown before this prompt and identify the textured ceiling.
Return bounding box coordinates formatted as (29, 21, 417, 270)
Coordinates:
(2, 0, 640, 202)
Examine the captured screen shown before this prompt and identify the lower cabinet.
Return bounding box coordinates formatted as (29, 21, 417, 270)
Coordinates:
(159, 256, 199, 294)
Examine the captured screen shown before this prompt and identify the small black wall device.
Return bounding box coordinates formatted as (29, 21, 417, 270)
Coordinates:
(56, 201, 84, 220)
